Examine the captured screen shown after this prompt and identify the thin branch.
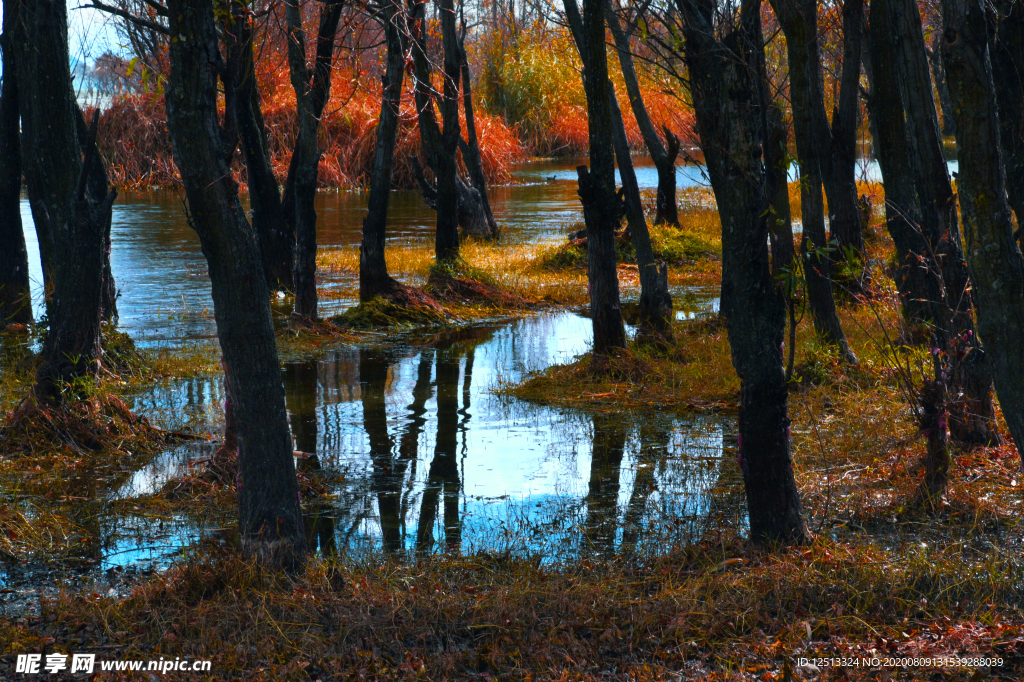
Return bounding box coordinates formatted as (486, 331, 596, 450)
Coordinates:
(80, 1, 170, 36)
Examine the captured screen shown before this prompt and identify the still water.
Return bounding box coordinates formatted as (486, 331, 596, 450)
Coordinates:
(18, 156, 716, 343)
(3, 158, 738, 595)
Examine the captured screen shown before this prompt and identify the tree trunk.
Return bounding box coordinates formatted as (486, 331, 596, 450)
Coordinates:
(74, 107, 118, 324)
(769, 0, 857, 363)
(929, 31, 957, 137)
(992, 0, 1024, 231)
(13, 1, 115, 401)
(607, 5, 680, 226)
(360, 0, 410, 300)
(0, 6, 32, 328)
(563, 0, 626, 357)
(829, 0, 866, 265)
(457, 17, 499, 240)
(565, 0, 672, 338)
(866, 0, 939, 327)
(893, 0, 998, 444)
(164, 0, 305, 569)
(766, 102, 795, 277)
(225, 2, 294, 293)
(942, 0, 1024, 463)
(410, 0, 462, 264)
(681, 0, 807, 544)
(283, 1, 344, 319)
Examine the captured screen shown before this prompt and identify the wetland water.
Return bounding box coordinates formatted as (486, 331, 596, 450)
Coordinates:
(4, 158, 739, 599)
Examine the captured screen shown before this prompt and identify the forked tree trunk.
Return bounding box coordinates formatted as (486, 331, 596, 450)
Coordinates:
(607, 4, 680, 226)
(410, 0, 462, 263)
(570, 0, 627, 357)
(0, 6, 32, 328)
(13, 0, 115, 400)
(225, 2, 294, 293)
(564, 0, 672, 337)
(942, 0, 1024, 464)
(164, 0, 305, 569)
(360, 0, 411, 300)
(681, 0, 807, 544)
(768, 0, 857, 364)
(282, 1, 344, 319)
(74, 107, 118, 324)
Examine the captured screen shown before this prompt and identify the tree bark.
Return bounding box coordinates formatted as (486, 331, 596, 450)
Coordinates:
(829, 0, 866, 265)
(164, 0, 305, 569)
(893, 0, 997, 444)
(769, 0, 857, 363)
(680, 0, 807, 544)
(282, 1, 344, 319)
(225, 2, 294, 293)
(0, 4, 32, 328)
(564, 0, 672, 337)
(74, 107, 118, 324)
(410, 0, 462, 263)
(457, 13, 500, 240)
(564, 0, 626, 356)
(866, 0, 939, 327)
(928, 31, 957, 137)
(360, 0, 410, 300)
(607, 4, 680, 226)
(992, 0, 1024, 231)
(942, 0, 1024, 463)
(13, 1, 115, 400)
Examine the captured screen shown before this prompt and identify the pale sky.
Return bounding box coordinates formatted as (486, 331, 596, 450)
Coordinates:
(0, 1, 127, 69)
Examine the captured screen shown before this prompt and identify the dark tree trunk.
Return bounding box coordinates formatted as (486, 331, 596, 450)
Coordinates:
(73, 107, 118, 324)
(992, 0, 1024, 231)
(0, 5, 32, 328)
(680, 0, 807, 544)
(457, 13, 500, 240)
(225, 2, 294, 293)
(360, 0, 410, 300)
(866, 0, 938, 327)
(585, 413, 625, 555)
(607, 5, 681, 226)
(768, 0, 857, 363)
(164, 0, 305, 569)
(564, 0, 672, 337)
(564, 0, 626, 356)
(410, 0, 462, 263)
(765, 102, 795, 277)
(283, 1, 344, 319)
(929, 32, 958, 137)
(13, 1, 115, 400)
(829, 0, 866, 265)
(893, 0, 998, 444)
(942, 0, 1024, 463)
